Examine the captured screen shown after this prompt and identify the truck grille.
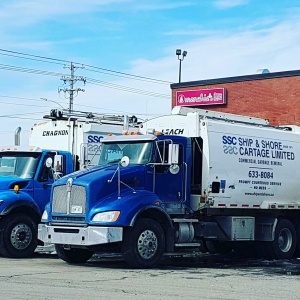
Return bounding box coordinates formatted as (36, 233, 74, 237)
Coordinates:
(52, 185, 86, 214)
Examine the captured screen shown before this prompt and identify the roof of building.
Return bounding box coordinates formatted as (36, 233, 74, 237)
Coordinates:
(170, 69, 300, 89)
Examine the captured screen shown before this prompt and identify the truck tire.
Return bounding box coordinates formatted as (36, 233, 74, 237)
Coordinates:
(0, 213, 38, 258)
(122, 218, 165, 268)
(265, 219, 296, 259)
(55, 245, 94, 263)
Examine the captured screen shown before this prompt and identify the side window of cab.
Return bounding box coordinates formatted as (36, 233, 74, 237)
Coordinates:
(38, 154, 66, 182)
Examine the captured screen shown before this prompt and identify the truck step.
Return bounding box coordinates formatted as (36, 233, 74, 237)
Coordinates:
(175, 243, 201, 247)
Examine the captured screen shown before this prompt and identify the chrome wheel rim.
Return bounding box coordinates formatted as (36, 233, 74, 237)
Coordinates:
(10, 223, 32, 250)
(137, 229, 158, 259)
(278, 228, 292, 253)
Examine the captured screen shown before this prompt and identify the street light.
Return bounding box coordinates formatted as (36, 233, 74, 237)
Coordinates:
(176, 49, 187, 83)
(41, 98, 64, 109)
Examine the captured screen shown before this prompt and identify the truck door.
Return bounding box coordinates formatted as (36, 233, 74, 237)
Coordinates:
(153, 141, 185, 203)
(33, 154, 66, 212)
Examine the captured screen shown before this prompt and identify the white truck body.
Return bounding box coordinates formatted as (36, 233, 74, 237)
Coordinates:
(141, 106, 300, 211)
(30, 110, 139, 168)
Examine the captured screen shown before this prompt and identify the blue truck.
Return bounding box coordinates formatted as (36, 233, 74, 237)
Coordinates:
(0, 147, 74, 258)
(38, 107, 300, 268)
(0, 109, 139, 258)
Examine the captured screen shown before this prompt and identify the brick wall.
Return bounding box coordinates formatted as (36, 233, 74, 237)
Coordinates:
(172, 76, 300, 126)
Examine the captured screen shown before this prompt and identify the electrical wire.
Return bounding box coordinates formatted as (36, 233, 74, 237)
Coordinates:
(0, 67, 171, 99)
(0, 94, 164, 118)
(0, 48, 173, 119)
(86, 78, 170, 99)
(0, 63, 65, 77)
(0, 48, 173, 84)
(0, 63, 171, 99)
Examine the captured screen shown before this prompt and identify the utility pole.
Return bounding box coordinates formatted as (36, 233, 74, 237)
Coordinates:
(59, 62, 86, 112)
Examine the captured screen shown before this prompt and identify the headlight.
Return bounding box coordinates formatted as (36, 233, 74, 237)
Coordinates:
(92, 211, 120, 222)
(41, 210, 48, 221)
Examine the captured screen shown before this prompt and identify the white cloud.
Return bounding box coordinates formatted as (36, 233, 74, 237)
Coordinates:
(164, 17, 300, 81)
(0, 0, 132, 27)
(0, 0, 195, 28)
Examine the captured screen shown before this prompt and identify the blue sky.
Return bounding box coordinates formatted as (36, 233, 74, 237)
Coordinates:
(0, 0, 300, 145)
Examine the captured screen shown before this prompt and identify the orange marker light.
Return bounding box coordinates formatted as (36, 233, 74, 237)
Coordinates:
(14, 185, 20, 193)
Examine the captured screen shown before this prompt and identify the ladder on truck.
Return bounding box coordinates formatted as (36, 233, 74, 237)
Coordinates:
(172, 106, 300, 133)
(171, 106, 269, 126)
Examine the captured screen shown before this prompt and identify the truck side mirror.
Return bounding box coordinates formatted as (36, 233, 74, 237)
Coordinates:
(168, 144, 179, 165)
(121, 156, 130, 167)
(53, 155, 64, 181)
(53, 155, 63, 172)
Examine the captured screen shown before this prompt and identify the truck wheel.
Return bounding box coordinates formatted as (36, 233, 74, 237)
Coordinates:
(0, 213, 38, 258)
(265, 219, 296, 259)
(122, 218, 165, 268)
(55, 245, 94, 263)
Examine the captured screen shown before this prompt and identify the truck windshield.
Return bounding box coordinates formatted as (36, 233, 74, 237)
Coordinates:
(0, 153, 41, 179)
(99, 142, 152, 165)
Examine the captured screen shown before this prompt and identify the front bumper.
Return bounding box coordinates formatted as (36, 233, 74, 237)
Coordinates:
(38, 224, 123, 246)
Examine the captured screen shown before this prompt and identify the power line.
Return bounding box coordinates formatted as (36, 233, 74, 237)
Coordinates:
(0, 51, 65, 66)
(83, 65, 172, 84)
(0, 112, 46, 120)
(0, 94, 165, 118)
(0, 48, 173, 102)
(0, 95, 69, 109)
(84, 66, 171, 84)
(0, 63, 171, 99)
(0, 63, 65, 77)
(0, 49, 68, 64)
(0, 48, 173, 84)
(86, 78, 170, 99)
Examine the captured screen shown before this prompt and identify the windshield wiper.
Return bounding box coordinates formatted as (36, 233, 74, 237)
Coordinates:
(108, 159, 121, 164)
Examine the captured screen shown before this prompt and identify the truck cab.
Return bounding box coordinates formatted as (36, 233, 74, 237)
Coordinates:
(39, 132, 193, 268)
(0, 146, 73, 258)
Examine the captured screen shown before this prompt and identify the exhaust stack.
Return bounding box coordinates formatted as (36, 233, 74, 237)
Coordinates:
(15, 127, 21, 146)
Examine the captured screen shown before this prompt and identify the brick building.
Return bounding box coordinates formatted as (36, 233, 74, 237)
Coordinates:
(170, 70, 300, 126)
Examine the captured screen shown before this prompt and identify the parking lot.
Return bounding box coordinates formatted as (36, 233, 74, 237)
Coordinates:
(0, 252, 299, 300)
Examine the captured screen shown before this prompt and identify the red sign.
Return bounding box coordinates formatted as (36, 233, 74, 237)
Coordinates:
(176, 88, 226, 106)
